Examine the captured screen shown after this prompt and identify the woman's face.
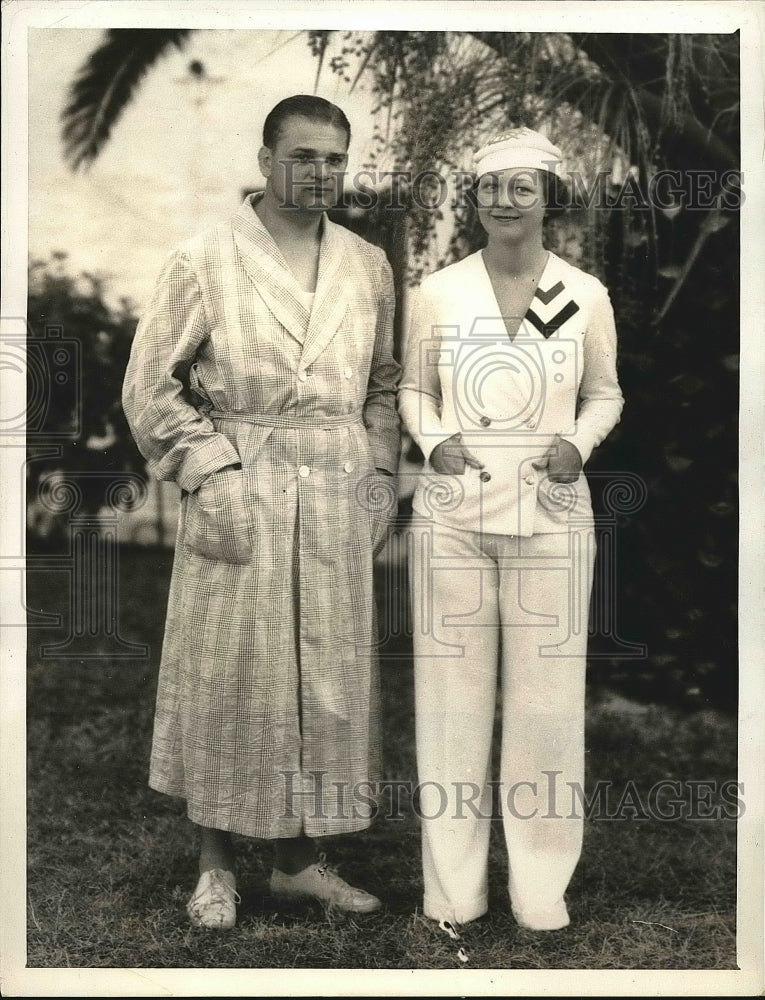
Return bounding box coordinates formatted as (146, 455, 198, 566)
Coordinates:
(475, 167, 547, 245)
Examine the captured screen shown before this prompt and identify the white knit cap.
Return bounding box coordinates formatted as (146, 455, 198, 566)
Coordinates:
(473, 127, 563, 178)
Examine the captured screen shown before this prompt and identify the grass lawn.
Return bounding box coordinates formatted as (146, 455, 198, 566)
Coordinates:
(25, 544, 737, 970)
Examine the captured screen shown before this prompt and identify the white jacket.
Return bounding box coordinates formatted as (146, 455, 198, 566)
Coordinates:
(399, 249, 624, 536)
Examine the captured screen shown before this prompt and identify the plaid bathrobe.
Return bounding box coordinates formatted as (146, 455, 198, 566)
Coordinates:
(123, 194, 400, 838)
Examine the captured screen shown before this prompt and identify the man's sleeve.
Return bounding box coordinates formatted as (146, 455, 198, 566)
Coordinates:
(559, 279, 624, 466)
(363, 252, 402, 474)
(122, 249, 240, 493)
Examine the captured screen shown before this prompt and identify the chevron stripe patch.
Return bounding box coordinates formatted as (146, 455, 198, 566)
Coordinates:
(534, 281, 565, 305)
(526, 299, 580, 338)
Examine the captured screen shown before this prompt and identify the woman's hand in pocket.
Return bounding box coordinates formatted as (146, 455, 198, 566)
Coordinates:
(532, 437, 582, 484)
(430, 434, 484, 475)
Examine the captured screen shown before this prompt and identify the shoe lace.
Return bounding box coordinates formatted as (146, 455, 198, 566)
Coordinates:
(315, 853, 365, 900)
(206, 869, 242, 906)
(316, 852, 331, 878)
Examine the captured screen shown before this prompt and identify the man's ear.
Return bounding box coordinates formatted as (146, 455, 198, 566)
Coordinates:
(258, 145, 272, 178)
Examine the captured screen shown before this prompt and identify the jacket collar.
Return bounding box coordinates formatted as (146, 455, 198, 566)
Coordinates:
(468, 249, 578, 341)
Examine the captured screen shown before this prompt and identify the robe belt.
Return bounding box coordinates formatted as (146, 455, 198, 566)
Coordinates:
(208, 409, 364, 430)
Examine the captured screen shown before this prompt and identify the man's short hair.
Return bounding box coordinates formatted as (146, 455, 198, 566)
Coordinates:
(263, 95, 352, 148)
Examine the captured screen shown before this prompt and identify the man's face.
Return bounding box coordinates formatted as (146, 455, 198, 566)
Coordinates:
(259, 115, 349, 212)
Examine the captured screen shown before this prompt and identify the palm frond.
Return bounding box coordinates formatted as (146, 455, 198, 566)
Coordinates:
(62, 28, 192, 171)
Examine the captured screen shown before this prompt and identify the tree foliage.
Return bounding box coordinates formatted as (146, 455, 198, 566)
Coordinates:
(26, 255, 145, 534)
(309, 31, 739, 289)
(63, 28, 191, 170)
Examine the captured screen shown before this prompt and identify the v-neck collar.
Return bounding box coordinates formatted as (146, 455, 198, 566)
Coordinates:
(479, 249, 553, 342)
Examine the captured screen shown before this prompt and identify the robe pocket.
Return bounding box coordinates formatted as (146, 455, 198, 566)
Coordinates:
(183, 467, 254, 565)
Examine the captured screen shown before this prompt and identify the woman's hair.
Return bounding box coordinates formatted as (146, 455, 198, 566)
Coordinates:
(262, 95, 351, 149)
(539, 170, 570, 218)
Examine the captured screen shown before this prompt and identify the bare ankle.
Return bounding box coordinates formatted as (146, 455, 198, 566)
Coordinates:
(197, 825, 236, 875)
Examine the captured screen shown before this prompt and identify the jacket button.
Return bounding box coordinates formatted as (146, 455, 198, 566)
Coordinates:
(479, 415, 491, 427)
(479, 470, 491, 483)
(298, 465, 310, 478)
(344, 367, 353, 379)
(343, 461, 354, 473)
(298, 371, 308, 382)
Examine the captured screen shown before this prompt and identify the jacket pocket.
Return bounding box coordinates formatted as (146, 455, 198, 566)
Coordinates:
(536, 473, 587, 523)
(183, 467, 254, 565)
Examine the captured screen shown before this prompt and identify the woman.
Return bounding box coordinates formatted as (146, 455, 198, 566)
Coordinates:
(399, 128, 623, 932)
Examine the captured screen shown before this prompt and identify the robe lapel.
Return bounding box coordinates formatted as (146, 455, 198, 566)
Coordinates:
(300, 219, 351, 370)
(232, 197, 310, 345)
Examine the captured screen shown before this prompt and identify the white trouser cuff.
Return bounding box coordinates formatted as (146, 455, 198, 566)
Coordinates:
(423, 892, 488, 926)
(511, 898, 570, 931)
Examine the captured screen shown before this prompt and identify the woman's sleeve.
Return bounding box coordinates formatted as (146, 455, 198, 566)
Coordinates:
(559, 280, 624, 465)
(121, 249, 241, 493)
(398, 284, 460, 461)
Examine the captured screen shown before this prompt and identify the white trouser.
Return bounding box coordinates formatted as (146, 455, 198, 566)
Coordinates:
(409, 519, 596, 930)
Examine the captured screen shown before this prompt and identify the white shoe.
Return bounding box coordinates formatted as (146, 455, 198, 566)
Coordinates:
(186, 868, 240, 929)
(270, 853, 381, 913)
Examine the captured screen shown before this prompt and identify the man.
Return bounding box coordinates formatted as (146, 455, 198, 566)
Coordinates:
(123, 95, 400, 929)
